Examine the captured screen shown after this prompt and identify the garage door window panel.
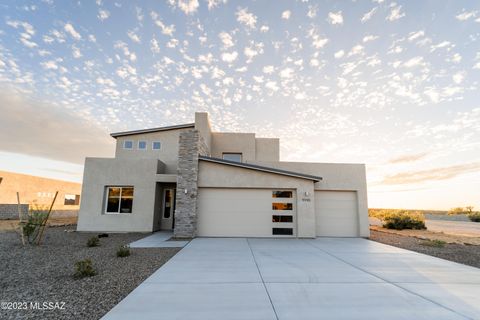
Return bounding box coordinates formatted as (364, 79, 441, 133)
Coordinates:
(272, 191, 293, 198)
(272, 228, 293, 235)
(272, 203, 293, 210)
(272, 215, 293, 223)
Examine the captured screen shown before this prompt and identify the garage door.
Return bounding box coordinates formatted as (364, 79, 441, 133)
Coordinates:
(197, 188, 296, 237)
(315, 191, 359, 237)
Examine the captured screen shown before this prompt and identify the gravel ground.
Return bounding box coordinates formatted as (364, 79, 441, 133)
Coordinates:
(0, 227, 181, 320)
(370, 229, 480, 268)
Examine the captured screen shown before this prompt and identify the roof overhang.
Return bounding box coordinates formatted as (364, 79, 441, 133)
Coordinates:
(199, 156, 322, 182)
(110, 123, 195, 138)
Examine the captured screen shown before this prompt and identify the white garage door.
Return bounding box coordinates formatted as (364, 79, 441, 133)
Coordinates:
(315, 191, 359, 237)
(197, 188, 296, 237)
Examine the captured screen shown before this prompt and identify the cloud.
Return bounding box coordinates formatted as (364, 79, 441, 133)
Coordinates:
(282, 10, 291, 20)
(127, 30, 141, 43)
(361, 7, 377, 23)
(327, 11, 343, 25)
(403, 56, 425, 68)
(0, 91, 114, 164)
(219, 32, 234, 48)
(455, 10, 477, 21)
(178, 0, 199, 15)
(334, 50, 345, 59)
(236, 8, 257, 29)
(388, 152, 428, 164)
(207, 0, 227, 10)
(221, 51, 238, 63)
(98, 9, 110, 21)
(151, 11, 175, 36)
(363, 35, 378, 43)
(381, 163, 480, 185)
(386, 5, 405, 21)
(64, 23, 81, 40)
(408, 30, 424, 41)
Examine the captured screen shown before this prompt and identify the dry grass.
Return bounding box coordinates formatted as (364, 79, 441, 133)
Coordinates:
(0, 217, 77, 232)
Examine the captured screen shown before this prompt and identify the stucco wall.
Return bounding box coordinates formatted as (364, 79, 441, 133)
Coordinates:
(197, 161, 316, 238)
(255, 138, 280, 162)
(194, 112, 212, 153)
(210, 132, 256, 161)
(114, 127, 192, 174)
(77, 158, 161, 232)
(250, 161, 369, 237)
(0, 170, 81, 211)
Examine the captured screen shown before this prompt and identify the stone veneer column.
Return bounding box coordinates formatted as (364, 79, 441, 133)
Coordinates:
(174, 130, 208, 238)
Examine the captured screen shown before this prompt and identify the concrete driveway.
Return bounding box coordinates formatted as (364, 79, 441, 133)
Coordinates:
(102, 238, 480, 320)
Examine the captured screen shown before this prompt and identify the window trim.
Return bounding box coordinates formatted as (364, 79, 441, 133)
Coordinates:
(152, 141, 161, 150)
(222, 152, 243, 162)
(104, 186, 134, 214)
(123, 140, 134, 150)
(138, 140, 147, 150)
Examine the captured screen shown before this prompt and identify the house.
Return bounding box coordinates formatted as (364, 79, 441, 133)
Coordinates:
(77, 112, 369, 238)
(0, 170, 81, 219)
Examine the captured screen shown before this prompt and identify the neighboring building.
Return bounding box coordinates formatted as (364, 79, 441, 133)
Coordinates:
(77, 112, 369, 238)
(0, 170, 82, 219)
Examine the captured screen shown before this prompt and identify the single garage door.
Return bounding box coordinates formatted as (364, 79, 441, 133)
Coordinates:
(315, 191, 359, 237)
(197, 188, 296, 237)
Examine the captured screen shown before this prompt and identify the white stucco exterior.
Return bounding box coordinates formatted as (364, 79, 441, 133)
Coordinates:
(77, 112, 369, 238)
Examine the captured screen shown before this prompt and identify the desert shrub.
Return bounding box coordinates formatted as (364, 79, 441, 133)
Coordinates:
(20, 204, 50, 244)
(448, 207, 468, 215)
(116, 245, 131, 257)
(86, 236, 99, 247)
(468, 212, 480, 222)
(74, 259, 96, 278)
(420, 239, 446, 248)
(382, 211, 426, 230)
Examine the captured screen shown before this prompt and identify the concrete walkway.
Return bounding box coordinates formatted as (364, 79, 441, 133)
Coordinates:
(129, 231, 189, 248)
(103, 238, 480, 320)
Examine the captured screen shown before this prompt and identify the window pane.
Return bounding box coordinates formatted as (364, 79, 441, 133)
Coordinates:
(138, 141, 147, 149)
(272, 228, 293, 235)
(64, 194, 76, 205)
(75, 195, 80, 205)
(272, 215, 293, 223)
(152, 141, 161, 150)
(107, 197, 120, 213)
(272, 203, 293, 210)
(124, 140, 133, 149)
(272, 191, 293, 198)
(222, 153, 242, 162)
(108, 187, 121, 197)
(121, 187, 134, 197)
(120, 198, 133, 213)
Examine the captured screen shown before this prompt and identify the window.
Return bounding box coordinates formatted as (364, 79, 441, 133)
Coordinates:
(123, 140, 133, 149)
(105, 187, 134, 214)
(222, 153, 242, 162)
(272, 191, 293, 198)
(64, 194, 80, 205)
(272, 228, 293, 235)
(272, 203, 293, 210)
(138, 141, 147, 150)
(152, 141, 161, 150)
(272, 215, 293, 223)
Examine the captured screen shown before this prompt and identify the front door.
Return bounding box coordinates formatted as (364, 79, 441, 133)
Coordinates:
(161, 188, 176, 230)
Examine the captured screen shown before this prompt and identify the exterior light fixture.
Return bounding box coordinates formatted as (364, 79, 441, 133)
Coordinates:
(184, 189, 188, 194)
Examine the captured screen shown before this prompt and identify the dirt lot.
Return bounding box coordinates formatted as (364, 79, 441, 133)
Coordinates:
(0, 227, 180, 320)
(370, 229, 480, 269)
(0, 217, 78, 232)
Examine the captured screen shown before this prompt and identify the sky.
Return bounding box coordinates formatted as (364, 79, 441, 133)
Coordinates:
(0, 0, 479, 210)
